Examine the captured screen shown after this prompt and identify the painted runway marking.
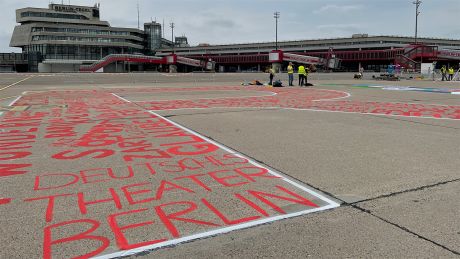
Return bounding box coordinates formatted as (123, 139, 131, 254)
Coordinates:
(1, 86, 458, 258)
(0, 198, 12, 205)
(0, 75, 35, 91)
(118, 87, 460, 120)
(0, 89, 339, 259)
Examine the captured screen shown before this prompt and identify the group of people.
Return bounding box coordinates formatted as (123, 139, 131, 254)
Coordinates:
(440, 65, 457, 81)
(268, 62, 311, 87)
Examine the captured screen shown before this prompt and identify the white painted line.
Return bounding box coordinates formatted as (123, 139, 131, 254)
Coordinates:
(102, 93, 340, 259)
(152, 107, 279, 112)
(284, 107, 460, 121)
(152, 111, 339, 206)
(133, 91, 278, 103)
(313, 89, 351, 102)
(110, 93, 131, 103)
(0, 95, 23, 117)
(0, 75, 34, 91)
(94, 204, 337, 259)
(9, 96, 22, 106)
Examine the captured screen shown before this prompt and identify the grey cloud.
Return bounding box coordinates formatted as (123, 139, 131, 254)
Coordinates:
(0, 0, 459, 52)
(317, 24, 363, 31)
(313, 4, 363, 14)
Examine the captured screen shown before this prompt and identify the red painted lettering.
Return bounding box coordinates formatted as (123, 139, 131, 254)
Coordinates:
(209, 170, 249, 187)
(167, 143, 218, 156)
(202, 198, 261, 225)
(156, 180, 194, 200)
(248, 186, 318, 214)
(43, 219, 109, 259)
(108, 209, 167, 250)
(24, 194, 73, 222)
(34, 173, 79, 191)
(155, 201, 220, 238)
(234, 166, 280, 182)
(174, 174, 212, 192)
(121, 182, 156, 205)
(52, 149, 114, 160)
(78, 188, 122, 215)
(0, 151, 31, 161)
(0, 163, 31, 177)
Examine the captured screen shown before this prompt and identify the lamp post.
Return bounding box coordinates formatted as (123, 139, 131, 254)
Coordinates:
(274, 12, 280, 50)
(413, 0, 421, 44)
(170, 22, 175, 53)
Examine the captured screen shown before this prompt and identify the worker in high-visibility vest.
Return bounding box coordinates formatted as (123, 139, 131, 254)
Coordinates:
(448, 67, 455, 81)
(305, 66, 310, 86)
(441, 65, 447, 81)
(298, 65, 306, 86)
(287, 62, 294, 86)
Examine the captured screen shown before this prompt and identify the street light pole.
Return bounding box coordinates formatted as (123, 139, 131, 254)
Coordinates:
(413, 0, 421, 44)
(170, 22, 175, 53)
(274, 12, 280, 50)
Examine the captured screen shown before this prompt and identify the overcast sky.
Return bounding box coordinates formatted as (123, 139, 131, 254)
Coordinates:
(1, 0, 459, 52)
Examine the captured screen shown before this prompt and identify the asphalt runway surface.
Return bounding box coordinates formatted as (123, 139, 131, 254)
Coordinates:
(0, 72, 459, 258)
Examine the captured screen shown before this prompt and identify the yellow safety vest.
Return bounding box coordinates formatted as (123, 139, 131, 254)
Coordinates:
(298, 66, 306, 75)
(287, 65, 294, 74)
(448, 68, 455, 75)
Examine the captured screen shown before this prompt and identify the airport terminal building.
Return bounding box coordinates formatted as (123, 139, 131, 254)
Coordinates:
(3, 3, 460, 73)
(7, 3, 175, 72)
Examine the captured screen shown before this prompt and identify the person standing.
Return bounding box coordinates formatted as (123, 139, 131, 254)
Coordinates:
(287, 62, 294, 86)
(268, 67, 275, 85)
(304, 66, 310, 86)
(298, 65, 306, 86)
(441, 65, 447, 81)
(448, 67, 455, 81)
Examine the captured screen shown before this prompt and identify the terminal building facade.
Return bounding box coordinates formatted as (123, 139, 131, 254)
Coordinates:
(3, 3, 460, 73)
(8, 3, 179, 72)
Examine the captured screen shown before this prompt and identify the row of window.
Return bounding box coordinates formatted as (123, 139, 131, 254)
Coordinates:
(24, 45, 139, 60)
(21, 11, 88, 20)
(31, 35, 142, 44)
(31, 27, 135, 36)
(171, 40, 460, 53)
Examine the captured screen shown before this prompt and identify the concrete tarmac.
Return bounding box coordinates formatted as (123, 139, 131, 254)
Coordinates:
(0, 72, 459, 258)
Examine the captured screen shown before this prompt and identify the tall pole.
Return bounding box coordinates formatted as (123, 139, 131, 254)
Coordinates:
(274, 12, 280, 50)
(170, 22, 175, 53)
(413, 0, 421, 44)
(137, 0, 140, 30)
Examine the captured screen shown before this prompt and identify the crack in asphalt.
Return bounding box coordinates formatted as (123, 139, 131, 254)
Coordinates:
(11, 89, 459, 257)
(367, 113, 460, 130)
(186, 129, 460, 257)
(351, 204, 460, 256)
(162, 108, 282, 118)
(351, 178, 460, 205)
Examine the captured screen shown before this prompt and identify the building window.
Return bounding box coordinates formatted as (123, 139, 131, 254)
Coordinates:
(21, 11, 89, 20)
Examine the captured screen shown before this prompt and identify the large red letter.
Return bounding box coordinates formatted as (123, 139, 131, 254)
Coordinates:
(155, 201, 219, 238)
(43, 219, 109, 259)
(248, 186, 318, 214)
(34, 173, 79, 191)
(108, 208, 167, 250)
(52, 149, 114, 160)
